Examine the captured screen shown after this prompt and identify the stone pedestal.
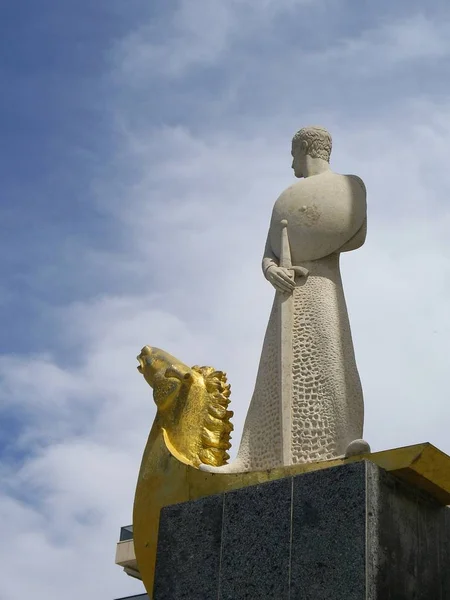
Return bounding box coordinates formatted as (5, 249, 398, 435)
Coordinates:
(152, 461, 450, 600)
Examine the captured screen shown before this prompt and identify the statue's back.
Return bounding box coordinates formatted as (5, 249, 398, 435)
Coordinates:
(269, 172, 366, 263)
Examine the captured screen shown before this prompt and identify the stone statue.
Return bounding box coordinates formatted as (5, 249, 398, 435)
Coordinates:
(202, 125, 370, 472)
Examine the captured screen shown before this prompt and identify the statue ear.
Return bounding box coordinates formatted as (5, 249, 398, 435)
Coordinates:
(301, 140, 308, 154)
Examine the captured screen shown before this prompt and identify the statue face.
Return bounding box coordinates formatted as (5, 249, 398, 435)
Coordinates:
(292, 146, 306, 178)
(291, 144, 306, 178)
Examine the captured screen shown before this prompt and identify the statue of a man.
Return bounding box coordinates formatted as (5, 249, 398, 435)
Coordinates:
(210, 126, 369, 473)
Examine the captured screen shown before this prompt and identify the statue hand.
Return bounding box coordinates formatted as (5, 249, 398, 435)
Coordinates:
(265, 266, 296, 294)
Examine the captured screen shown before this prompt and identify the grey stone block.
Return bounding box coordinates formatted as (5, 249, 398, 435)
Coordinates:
(443, 509, 450, 599)
(219, 477, 291, 600)
(290, 461, 366, 599)
(153, 461, 450, 600)
(368, 465, 449, 600)
(153, 493, 223, 600)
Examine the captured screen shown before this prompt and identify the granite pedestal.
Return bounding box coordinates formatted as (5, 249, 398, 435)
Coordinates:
(153, 461, 450, 600)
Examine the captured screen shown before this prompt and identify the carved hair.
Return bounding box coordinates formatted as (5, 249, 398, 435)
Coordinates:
(292, 126, 332, 162)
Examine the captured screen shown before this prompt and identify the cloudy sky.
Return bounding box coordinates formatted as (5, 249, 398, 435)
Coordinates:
(1, 1, 450, 598)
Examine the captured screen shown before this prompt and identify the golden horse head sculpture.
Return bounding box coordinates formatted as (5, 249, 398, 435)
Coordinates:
(136, 345, 233, 467)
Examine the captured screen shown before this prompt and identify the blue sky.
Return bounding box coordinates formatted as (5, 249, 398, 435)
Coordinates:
(1, 1, 450, 598)
(0, 2, 154, 349)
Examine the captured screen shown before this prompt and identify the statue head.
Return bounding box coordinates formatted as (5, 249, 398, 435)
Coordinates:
(291, 126, 332, 178)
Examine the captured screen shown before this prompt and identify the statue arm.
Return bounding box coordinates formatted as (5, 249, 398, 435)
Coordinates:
(261, 231, 279, 277)
(261, 229, 297, 293)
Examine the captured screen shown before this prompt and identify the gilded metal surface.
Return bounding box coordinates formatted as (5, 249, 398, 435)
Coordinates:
(136, 346, 233, 468)
(133, 347, 450, 599)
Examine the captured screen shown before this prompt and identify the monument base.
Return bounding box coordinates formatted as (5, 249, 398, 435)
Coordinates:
(153, 460, 450, 600)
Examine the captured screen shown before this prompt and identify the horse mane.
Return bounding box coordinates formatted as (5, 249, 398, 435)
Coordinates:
(192, 366, 234, 466)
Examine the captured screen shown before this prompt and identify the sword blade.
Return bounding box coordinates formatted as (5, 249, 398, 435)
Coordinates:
(278, 220, 293, 466)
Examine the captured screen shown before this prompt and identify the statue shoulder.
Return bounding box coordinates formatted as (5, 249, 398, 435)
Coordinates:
(344, 174, 367, 196)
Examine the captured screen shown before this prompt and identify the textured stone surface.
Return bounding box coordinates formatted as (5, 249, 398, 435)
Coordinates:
(222, 298, 283, 472)
(291, 461, 366, 599)
(219, 478, 291, 600)
(289, 253, 363, 463)
(153, 493, 223, 600)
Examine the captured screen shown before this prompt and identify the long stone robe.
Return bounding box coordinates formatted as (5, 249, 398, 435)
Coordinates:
(229, 171, 367, 471)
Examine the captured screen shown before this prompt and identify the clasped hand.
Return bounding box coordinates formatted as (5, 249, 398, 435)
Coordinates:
(265, 265, 308, 294)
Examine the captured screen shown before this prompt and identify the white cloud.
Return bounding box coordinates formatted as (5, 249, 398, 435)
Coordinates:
(113, 0, 319, 79)
(116, 2, 232, 78)
(309, 13, 450, 72)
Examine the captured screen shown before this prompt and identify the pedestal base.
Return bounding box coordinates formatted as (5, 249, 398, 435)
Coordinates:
(153, 460, 450, 599)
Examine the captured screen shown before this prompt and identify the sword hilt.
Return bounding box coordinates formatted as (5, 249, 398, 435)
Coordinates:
(280, 220, 292, 270)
